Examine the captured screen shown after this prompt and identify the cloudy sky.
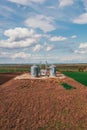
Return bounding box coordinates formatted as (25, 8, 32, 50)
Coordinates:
(0, 0, 87, 63)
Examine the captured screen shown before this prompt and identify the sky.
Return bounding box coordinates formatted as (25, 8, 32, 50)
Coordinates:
(0, 0, 87, 64)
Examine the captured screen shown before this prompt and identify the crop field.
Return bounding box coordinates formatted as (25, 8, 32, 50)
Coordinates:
(56, 63, 87, 72)
(0, 64, 87, 130)
(0, 65, 31, 73)
(61, 83, 76, 90)
(63, 72, 87, 86)
(0, 74, 87, 130)
(0, 63, 87, 73)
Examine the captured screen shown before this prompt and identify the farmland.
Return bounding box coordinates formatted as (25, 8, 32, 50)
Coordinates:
(0, 64, 87, 130)
(63, 72, 87, 86)
(56, 63, 87, 72)
(0, 64, 31, 73)
(0, 64, 87, 86)
(0, 73, 87, 130)
(0, 63, 87, 73)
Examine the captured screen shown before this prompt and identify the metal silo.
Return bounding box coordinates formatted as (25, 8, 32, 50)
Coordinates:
(49, 65, 56, 77)
(31, 65, 38, 77)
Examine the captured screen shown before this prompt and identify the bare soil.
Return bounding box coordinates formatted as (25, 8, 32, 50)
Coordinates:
(0, 74, 87, 130)
(0, 73, 22, 85)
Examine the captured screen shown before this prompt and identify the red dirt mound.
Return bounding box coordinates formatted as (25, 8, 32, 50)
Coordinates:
(0, 77, 87, 130)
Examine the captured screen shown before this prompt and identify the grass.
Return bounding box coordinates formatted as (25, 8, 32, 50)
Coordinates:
(0, 68, 30, 73)
(62, 83, 76, 90)
(63, 72, 87, 86)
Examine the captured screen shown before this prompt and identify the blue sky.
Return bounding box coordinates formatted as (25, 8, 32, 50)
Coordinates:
(0, 0, 87, 63)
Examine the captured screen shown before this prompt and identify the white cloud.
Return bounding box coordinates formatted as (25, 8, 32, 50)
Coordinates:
(0, 52, 31, 59)
(73, 13, 87, 24)
(8, 0, 46, 5)
(33, 44, 42, 52)
(0, 39, 36, 48)
(74, 42, 87, 54)
(32, 43, 55, 52)
(4, 27, 35, 41)
(25, 15, 55, 32)
(71, 35, 77, 39)
(74, 50, 87, 54)
(0, 50, 86, 63)
(12, 52, 31, 59)
(44, 43, 55, 51)
(79, 42, 87, 49)
(45, 45, 54, 51)
(30, 54, 59, 61)
(60, 55, 84, 62)
(0, 27, 41, 48)
(0, 51, 57, 62)
(49, 36, 67, 42)
(0, 52, 10, 58)
(59, 0, 74, 8)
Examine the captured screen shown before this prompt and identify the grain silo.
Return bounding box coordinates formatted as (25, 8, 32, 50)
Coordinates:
(49, 65, 56, 77)
(31, 65, 38, 77)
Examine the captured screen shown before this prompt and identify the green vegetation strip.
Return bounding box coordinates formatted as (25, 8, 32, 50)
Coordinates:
(62, 83, 76, 90)
(63, 72, 87, 86)
(0, 68, 30, 73)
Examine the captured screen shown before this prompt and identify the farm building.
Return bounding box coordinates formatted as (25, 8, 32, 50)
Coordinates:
(30, 62, 56, 77)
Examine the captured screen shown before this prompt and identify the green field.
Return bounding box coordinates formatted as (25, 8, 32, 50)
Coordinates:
(0, 63, 87, 73)
(62, 83, 76, 90)
(63, 72, 87, 86)
(0, 65, 87, 86)
(0, 65, 31, 73)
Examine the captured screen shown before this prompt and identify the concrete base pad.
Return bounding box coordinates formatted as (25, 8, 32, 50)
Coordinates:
(14, 73, 66, 80)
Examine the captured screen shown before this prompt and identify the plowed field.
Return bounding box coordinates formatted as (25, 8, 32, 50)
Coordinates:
(0, 73, 87, 130)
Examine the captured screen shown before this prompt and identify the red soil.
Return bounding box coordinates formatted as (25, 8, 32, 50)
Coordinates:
(0, 73, 21, 85)
(0, 74, 87, 130)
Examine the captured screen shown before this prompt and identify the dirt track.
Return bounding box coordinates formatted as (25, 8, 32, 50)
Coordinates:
(0, 74, 87, 130)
